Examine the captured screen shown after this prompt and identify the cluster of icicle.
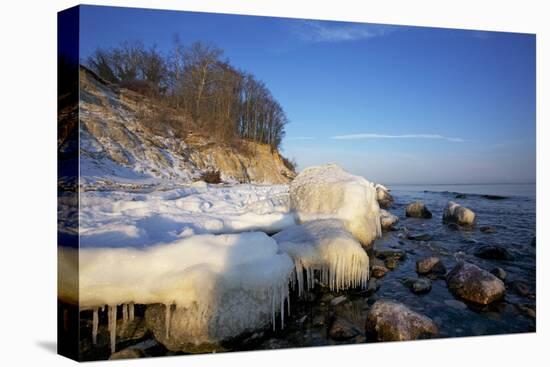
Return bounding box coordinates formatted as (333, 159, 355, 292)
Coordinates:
(89, 303, 135, 353)
(290, 252, 370, 297)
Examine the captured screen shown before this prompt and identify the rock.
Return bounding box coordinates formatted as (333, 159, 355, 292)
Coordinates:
(455, 193, 467, 199)
(480, 226, 497, 233)
(365, 300, 438, 341)
(380, 209, 399, 231)
(371, 264, 389, 278)
(330, 295, 348, 307)
(109, 347, 144, 360)
(385, 257, 398, 270)
(416, 257, 446, 275)
(442, 201, 476, 226)
(289, 164, 382, 245)
(481, 194, 508, 200)
(375, 248, 406, 261)
(407, 233, 432, 241)
(410, 278, 432, 294)
(329, 317, 361, 340)
(405, 201, 432, 219)
(447, 223, 460, 230)
(517, 304, 536, 319)
(474, 245, 513, 260)
(490, 267, 507, 281)
(366, 278, 380, 295)
(446, 262, 506, 305)
(376, 184, 394, 209)
(443, 299, 467, 310)
(511, 281, 533, 297)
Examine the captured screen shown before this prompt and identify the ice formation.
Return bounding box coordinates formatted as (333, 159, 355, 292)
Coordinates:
(274, 219, 370, 295)
(289, 164, 382, 245)
(79, 183, 295, 248)
(58, 232, 294, 352)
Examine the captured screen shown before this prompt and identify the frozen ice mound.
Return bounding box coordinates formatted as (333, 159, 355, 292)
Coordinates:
(289, 164, 382, 245)
(274, 219, 370, 295)
(58, 232, 294, 352)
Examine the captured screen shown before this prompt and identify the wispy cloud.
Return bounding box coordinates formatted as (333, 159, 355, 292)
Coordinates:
(287, 136, 317, 140)
(330, 133, 464, 143)
(293, 20, 397, 43)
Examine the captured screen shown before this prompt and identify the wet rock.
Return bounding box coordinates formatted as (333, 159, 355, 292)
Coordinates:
(482, 194, 508, 200)
(260, 338, 293, 349)
(407, 233, 432, 241)
(455, 193, 467, 199)
(371, 265, 389, 278)
(411, 278, 432, 294)
(510, 281, 533, 297)
(446, 262, 505, 305)
(376, 184, 394, 209)
(480, 226, 497, 233)
(517, 304, 536, 319)
(447, 223, 460, 231)
(330, 295, 348, 307)
(380, 209, 399, 231)
(109, 347, 144, 360)
(329, 317, 362, 340)
(443, 201, 476, 226)
(365, 300, 438, 341)
(416, 257, 446, 275)
(366, 278, 380, 295)
(405, 201, 432, 219)
(385, 257, 398, 270)
(490, 267, 507, 281)
(375, 248, 406, 261)
(312, 314, 326, 327)
(474, 245, 513, 260)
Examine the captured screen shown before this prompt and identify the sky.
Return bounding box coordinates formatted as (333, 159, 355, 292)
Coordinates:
(78, 5, 536, 184)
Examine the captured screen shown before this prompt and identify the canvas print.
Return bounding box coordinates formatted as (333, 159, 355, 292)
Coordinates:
(57, 5, 536, 361)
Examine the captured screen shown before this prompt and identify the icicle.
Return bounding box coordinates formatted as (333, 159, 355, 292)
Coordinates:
(122, 303, 128, 325)
(271, 287, 276, 331)
(129, 302, 134, 321)
(280, 285, 285, 329)
(165, 304, 172, 339)
(108, 305, 117, 354)
(92, 308, 98, 345)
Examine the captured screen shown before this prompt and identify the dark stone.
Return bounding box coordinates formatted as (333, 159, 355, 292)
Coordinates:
(474, 245, 513, 260)
(411, 278, 432, 294)
(407, 233, 432, 241)
(329, 317, 361, 341)
(511, 281, 533, 297)
(405, 202, 432, 219)
(517, 304, 536, 319)
(371, 265, 389, 278)
(375, 248, 406, 260)
(109, 347, 144, 360)
(490, 267, 507, 281)
(385, 257, 398, 270)
(455, 193, 467, 199)
(446, 262, 506, 305)
(447, 223, 460, 231)
(366, 278, 380, 295)
(481, 194, 508, 200)
(416, 257, 446, 275)
(480, 226, 497, 233)
(365, 300, 438, 341)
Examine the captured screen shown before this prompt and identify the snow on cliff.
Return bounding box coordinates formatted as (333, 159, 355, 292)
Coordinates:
(78, 66, 294, 189)
(289, 164, 382, 245)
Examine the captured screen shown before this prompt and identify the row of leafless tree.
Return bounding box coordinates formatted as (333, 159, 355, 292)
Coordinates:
(86, 39, 288, 149)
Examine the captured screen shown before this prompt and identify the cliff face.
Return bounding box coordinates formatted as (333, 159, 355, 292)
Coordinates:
(78, 67, 295, 188)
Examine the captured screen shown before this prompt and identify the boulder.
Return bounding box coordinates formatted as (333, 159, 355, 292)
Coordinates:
(365, 300, 438, 341)
(380, 209, 399, 231)
(416, 257, 446, 275)
(329, 317, 362, 341)
(405, 202, 432, 219)
(410, 278, 432, 294)
(289, 164, 381, 245)
(371, 264, 389, 278)
(109, 347, 144, 360)
(442, 201, 476, 226)
(375, 184, 394, 209)
(474, 245, 513, 260)
(446, 262, 505, 305)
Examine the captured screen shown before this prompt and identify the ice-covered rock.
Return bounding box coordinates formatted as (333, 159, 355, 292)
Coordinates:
(375, 184, 394, 209)
(58, 232, 294, 352)
(289, 164, 381, 245)
(274, 219, 370, 295)
(380, 209, 399, 231)
(443, 201, 476, 226)
(405, 201, 432, 219)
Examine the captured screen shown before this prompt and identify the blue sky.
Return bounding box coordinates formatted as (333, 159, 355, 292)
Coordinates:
(79, 5, 536, 184)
